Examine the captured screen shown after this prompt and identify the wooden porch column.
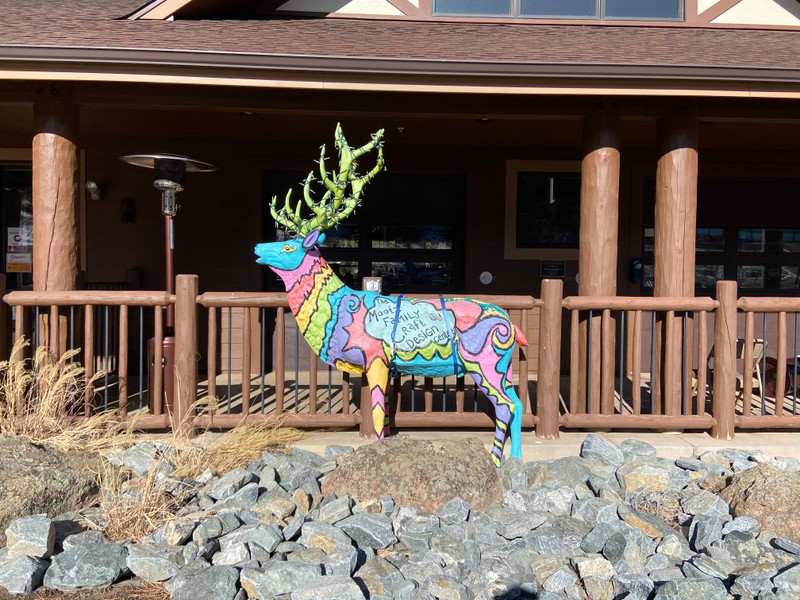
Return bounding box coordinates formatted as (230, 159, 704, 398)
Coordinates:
(578, 103, 620, 413)
(32, 83, 80, 292)
(654, 101, 699, 415)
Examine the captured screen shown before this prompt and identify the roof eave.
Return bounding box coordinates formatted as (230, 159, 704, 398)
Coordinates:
(2, 45, 800, 97)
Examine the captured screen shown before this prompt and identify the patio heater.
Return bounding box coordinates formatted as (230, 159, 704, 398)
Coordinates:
(120, 153, 217, 414)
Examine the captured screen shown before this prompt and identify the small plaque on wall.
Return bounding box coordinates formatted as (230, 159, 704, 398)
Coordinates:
(540, 260, 566, 278)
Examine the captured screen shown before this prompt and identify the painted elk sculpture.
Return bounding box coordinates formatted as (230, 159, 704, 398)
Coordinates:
(255, 124, 527, 465)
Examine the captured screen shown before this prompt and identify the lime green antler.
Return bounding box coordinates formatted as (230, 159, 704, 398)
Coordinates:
(270, 123, 386, 237)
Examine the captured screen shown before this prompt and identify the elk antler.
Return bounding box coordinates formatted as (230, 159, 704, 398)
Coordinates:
(270, 123, 385, 237)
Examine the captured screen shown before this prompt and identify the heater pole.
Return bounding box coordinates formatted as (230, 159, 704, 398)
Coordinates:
(165, 213, 175, 331)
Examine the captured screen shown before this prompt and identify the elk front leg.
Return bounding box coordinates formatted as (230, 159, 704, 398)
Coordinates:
(365, 359, 390, 439)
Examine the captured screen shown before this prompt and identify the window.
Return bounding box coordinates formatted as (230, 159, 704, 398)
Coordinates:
(0, 158, 33, 291)
(436, 0, 683, 19)
(505, 161, 581, 260)
(265, 172, 465, 294)
(641, 178, 800, 295)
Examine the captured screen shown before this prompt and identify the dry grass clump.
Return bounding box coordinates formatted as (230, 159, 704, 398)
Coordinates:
(629, 490, 686, 529)
(87, 461, 183, 544)
(0, 338, 129, 451)
(170, 419, 306, 478)
(88, 421, 306, 543)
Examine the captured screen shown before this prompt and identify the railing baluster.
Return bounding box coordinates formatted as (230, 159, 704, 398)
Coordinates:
(84, 305, 94, 416)
(260, 308, 267, 414)
(226, 307, 232, 414)
(207, 307, 218, 406)
(241, 306, 252, 416)
(632, 310, 642, 415)
(119, 305, 129, 418)
(275, 308, 285, 414)
(294, 326, 300, 414)
(618, 310, 625, 414)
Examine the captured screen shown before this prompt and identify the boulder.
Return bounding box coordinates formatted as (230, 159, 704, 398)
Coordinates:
(321, 436, 501, 513)
(719, 463, 800, 543)
(0, 435, 99, 546)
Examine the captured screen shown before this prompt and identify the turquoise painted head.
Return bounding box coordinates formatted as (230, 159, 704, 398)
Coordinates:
(255, 230, 327, 272)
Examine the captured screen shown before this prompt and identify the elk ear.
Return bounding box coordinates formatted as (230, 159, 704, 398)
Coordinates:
(302, 230, 325, 249)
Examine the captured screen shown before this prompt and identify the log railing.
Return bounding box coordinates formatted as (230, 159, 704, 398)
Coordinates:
(548, 280, 721, 435)
(3, 274, 799, 440)
(2, 287, 174, 430)
(735, 294, 800, 429)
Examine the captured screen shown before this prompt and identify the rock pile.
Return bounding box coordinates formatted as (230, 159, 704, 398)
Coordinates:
(2, 433, 800, 598)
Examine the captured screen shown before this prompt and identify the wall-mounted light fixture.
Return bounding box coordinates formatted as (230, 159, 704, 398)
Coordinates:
(85, 180, 102, 201)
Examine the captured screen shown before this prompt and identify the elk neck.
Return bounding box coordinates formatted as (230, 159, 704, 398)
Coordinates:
(273, 249, 349, 353)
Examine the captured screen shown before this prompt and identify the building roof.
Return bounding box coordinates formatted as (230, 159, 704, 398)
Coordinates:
(2, 0, 800, 95)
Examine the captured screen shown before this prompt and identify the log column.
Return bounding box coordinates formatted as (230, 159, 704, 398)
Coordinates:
(32, 83, 80, 292)
(654, 101, 699, 415)
(577, 103, 620, 413)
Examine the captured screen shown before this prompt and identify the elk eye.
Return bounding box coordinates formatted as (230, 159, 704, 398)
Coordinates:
(282, 244, 297, 253)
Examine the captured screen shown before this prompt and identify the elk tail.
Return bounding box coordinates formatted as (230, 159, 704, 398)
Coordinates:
(514, 324, 528, 347)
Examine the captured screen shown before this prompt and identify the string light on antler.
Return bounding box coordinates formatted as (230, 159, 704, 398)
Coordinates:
(270, 123, 385, 237)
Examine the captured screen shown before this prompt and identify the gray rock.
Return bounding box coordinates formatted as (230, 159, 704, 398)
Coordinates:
(428, 575, 470, 600)
(722, 515, 760, 537)
(290, 575, 366, 599)
(241, 561, 323, 597)
(212, 540, 251, 566)
(0, 552, 48, 594)
(620, 439, 658, 463)
(213, 481, 260, 509)
(122, 441, 159, 477)
(498, 457, 528, 490)
(612, 573, 654, 599)
(354, 556, 409, 598)
(207, 467, 255, 501)
(324, 546, 359, 576)
(324, 445, 354, 459)
(299, 520, 354, 553)
(581, 434, 624, 467)
(652, 577, 729, 599)
(339, 512, 397, 549)
(43, 542, 129, 591)
(5, 514, 55, 558)
(170, 565, 239, 600)
(319, 495, 354, 523)
(682, 489, 730, 520)
(774, 563, 800, 593)
(126, 542, 184, 581)
(689, 516, 725, 553)
(774, 536, 800, 555)
(437, 497, 471, 525)
(220, 523, 282, 553)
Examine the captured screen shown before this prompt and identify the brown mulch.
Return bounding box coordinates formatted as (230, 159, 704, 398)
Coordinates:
(0, 580, 167, 599)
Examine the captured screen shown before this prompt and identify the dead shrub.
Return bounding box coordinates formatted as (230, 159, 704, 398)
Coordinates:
(628, 489, 686, 529)
(0, 338, 129, 451)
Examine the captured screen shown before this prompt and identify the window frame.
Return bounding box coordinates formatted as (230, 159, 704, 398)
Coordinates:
(505, 160, 581, 261)
(434, 0, 684, 20)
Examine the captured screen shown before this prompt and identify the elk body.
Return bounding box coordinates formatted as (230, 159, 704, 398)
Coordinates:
(255, 124, 527, 464)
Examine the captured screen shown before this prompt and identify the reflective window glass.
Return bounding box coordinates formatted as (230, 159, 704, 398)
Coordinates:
(697, 228, 725, 253)
(516, 172, 580, 249)
(605, 0, 681, 18)
(696, 265, 724, 289)
(372, 262, 453, 290)
(434, 0, 509, 15)
(372, 225, 452, 250)
(520, 0, 595, 17)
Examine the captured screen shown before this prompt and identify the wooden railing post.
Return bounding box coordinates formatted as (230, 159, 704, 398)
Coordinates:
(712, 280, 737, 439)
(174, 274, 198, 437)
(537, 279, 563, 439)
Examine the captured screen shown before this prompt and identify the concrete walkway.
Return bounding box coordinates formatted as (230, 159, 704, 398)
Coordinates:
(291, 429, 800, 462)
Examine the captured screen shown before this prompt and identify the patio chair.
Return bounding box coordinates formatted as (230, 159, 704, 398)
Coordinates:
(734, 338, 765, 401)
(698, 338, 766, 402)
